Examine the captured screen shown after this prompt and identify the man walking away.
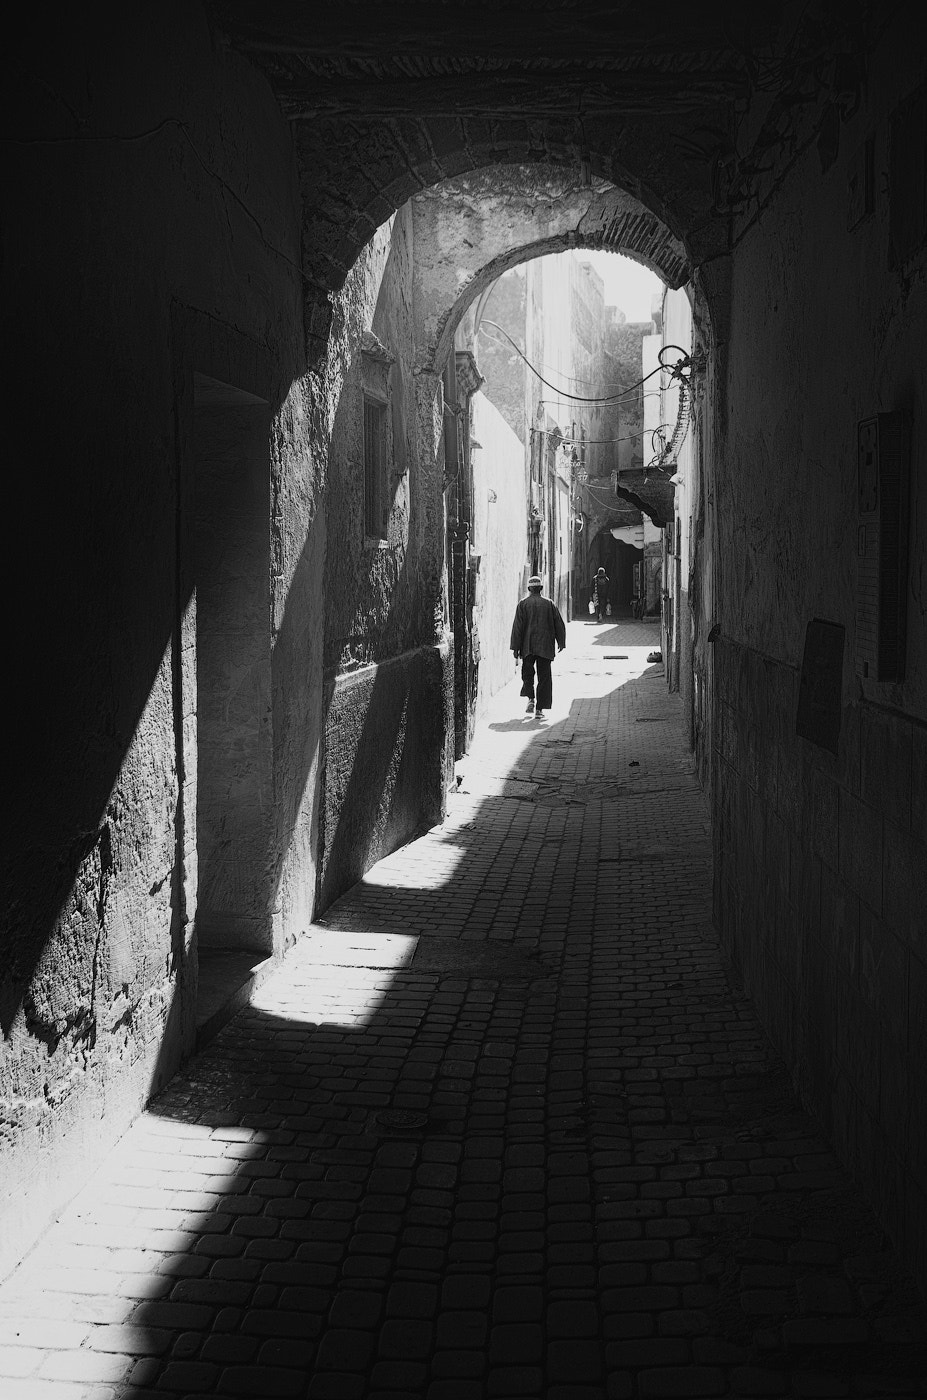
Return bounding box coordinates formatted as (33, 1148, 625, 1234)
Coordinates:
(510, 574, 566, 720)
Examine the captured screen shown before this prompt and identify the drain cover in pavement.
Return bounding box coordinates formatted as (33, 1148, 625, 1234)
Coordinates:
(412, 939, 554, 981)
(374, 1109, 428, 1130)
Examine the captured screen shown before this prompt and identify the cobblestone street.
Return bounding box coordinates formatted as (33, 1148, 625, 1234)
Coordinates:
(2, 619, 925, 1400)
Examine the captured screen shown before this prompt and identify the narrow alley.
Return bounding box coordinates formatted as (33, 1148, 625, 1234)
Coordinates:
(2, 620, 924, 1400)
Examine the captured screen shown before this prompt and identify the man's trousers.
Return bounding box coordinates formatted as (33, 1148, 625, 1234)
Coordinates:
(520, 654, 553, 710)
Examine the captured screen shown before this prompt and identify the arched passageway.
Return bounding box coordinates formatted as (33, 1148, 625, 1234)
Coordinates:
(4, 2, 925, 1325)
(313, 164, 701, 888)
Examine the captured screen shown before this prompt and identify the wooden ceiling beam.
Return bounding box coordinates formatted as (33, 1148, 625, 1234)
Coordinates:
(273, 72, 746, 120)
(234, 35, 740, 62)
(211, 1, 780, 61)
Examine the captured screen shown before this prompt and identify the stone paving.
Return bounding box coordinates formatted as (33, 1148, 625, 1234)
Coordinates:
(1, 619, 925, 1400)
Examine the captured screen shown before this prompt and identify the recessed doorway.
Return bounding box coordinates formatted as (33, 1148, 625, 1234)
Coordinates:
(192, 373, 274, 1039)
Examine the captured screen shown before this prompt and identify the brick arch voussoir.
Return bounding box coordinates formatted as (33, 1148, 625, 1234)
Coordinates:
(426, 230, 676, 376)
(301, 116, 691, 286)
(413, 162, 692, 372)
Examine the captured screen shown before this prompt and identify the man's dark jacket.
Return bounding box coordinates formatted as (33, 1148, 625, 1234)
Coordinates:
(510, 591, 566, 661)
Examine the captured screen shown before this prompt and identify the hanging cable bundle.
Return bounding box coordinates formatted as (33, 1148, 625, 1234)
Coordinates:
(647, 348, 696, 471)
(652, 376, 692, 469)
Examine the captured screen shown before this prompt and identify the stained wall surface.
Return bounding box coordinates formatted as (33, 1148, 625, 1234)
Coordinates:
(318, 206, 450, 908)
(194, 401, 274, 951)
(469, 391, 529, 717)
(0, 9, 329, 1277)
(710, 20, 927, 1285)
(660, 289, 696, 716)
(0, 9, 415, 1278)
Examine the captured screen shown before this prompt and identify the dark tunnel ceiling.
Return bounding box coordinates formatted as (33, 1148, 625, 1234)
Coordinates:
(208, 2, 796, 120)
(208, 1, 877, 310)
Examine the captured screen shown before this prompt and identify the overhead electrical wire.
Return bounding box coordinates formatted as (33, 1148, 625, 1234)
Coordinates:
(583, 484, 625, 504)
(481, 321, 661, 403)
(506, 346, 660, 389)
(580, 483, 658, 515)
(479, 320, 690, 404)
(530, 422, 672, 446)
(537, 388, 663, 417)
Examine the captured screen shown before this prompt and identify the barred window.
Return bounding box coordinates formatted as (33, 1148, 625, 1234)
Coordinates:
(364, 396, 387, 539)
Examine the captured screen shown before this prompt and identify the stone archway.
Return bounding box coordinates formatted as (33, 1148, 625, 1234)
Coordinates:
(280, 117, 727, 363)
(409, 164, 690, 372)
(290, 116, 724, 300)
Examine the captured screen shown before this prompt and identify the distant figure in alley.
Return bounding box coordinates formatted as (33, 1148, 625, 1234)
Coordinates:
(590, 564, 610, 621)
(510, 573, 567, 720)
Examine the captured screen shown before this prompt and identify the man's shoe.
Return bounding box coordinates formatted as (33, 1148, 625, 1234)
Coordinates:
(536, 709, 546, 720)
(525, 700, 535, 714)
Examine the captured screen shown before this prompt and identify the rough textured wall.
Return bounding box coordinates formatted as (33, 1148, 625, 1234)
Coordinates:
(411, 166, 688, 372)
(569, 257, 620, 482)
(610, 312, 649, 475)
(471, 269, 528, 445)
(712, 17, 927, 1287)
(524, 255, 579, 612)
(318, 206, 449, 905)
(661, 289, 698, 726)
(320, 649, 447, 908)
(1, 9, 312, 1277)
(194, 403, 273, 951)
(470, 392, 529, 715)
(324, 209, 435, 676)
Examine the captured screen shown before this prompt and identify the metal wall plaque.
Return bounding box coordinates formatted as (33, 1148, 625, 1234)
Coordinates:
(796, 619, 846, 754)
(856, 412, 908, 682)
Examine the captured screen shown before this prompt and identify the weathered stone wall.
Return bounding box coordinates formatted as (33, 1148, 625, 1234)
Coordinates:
(319, 647, 448, 908)
(661, 289, 699, 730)
(569, 258, 621, 484)
(411, 166, 688, 372)
(471, 269, 528, 446)
(1, 9, 318, 1278)
(323, 209, 444, 674)
(293, 120, 701, 357)
(194, 402, 274, 951)
(609, 311, 649, 476)
(470, 391, 529, 717)
(317, 206, 449, 905)
(712, 16, 927, 1287)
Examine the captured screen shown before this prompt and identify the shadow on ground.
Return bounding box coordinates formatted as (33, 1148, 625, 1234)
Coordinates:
(5, 665, 924, 1400)
(112, 668, 927, 1399)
